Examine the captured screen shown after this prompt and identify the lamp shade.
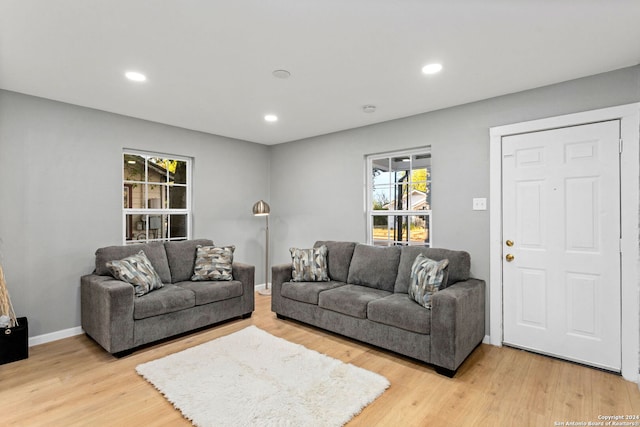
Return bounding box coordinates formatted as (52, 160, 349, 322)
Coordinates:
(252, 200, 270, 216)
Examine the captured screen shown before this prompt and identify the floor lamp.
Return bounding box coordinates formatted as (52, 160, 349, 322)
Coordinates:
(252, 200, 271, 296)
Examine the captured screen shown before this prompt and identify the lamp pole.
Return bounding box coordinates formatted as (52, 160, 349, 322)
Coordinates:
(260, 214, 270, 295)
(253, 200, 271, 296)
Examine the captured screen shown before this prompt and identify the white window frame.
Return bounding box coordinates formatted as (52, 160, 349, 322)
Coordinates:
(122, 149, 192, 244)
(365, 147, 432, 247)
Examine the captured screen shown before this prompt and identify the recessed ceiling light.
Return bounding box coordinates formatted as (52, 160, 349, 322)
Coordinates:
(421, 63, 443, 75)
(264, 114, 278, 122)
(362, 105, 376, 113)
(125, 71, 147, 82)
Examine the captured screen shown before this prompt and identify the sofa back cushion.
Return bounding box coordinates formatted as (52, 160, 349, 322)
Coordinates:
(164, 239, 214, 283)
(346, 244, 401, 292)
(313, 241, 357, 282)
(394, 247, 470, 293)
(95, 242, 172, 284)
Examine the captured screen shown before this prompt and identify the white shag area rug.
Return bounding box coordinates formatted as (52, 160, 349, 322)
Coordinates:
(136, 326, 390, 427)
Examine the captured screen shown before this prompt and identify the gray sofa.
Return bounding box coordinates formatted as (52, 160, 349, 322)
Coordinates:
(271, 241, 485, 377)
(81, 239, 255, 355)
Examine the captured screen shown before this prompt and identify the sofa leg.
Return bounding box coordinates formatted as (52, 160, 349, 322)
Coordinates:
(241, 312, 252, 319)
(276, 313, 287, 320)
(435, 366, 457, 378)
(113, 349, 133, 358)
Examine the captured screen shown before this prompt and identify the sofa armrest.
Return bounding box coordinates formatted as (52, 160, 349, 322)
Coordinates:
(80, 274, 135, 354)
(430, 278, 486, 372)
(271, 263, 292, 313)
(232, 262, 255, 314)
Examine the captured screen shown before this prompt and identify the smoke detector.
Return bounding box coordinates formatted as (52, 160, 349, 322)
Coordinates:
(272, 70, 291, 79)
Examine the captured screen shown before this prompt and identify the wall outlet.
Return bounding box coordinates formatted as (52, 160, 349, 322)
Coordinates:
(473, 198, 487, 211)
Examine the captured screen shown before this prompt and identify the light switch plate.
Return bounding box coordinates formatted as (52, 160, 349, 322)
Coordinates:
(473, 198, 487, 211)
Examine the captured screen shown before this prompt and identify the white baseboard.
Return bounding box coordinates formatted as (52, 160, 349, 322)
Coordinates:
(29, 326, 84, 347)
(28, 284, 276, 347)
(255, 283, 270, 291)
(482, 335, 491, 344)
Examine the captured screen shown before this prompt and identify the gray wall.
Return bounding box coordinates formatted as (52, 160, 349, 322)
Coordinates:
(1, 65, 638, 339)
(269, 65, 640, 333)
(0, 90, 270, 337)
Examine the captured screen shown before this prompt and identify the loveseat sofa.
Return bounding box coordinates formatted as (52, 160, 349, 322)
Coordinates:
(271, 241, 485, 376)
(81, 239, 254, 355)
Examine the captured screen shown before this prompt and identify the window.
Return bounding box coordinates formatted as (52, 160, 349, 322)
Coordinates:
(366, 148, 431, 247)
(122, 150, 191, 244)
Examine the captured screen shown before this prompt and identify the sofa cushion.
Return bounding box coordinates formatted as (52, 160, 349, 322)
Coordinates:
(106, 250, 164, 297)
(318, 284, 391, 318)
(164, 239, 214, 283)
(133, 284, 195, 319)
(367, 293, 431, 335)
(290, 246, 329, 282)
(176, 280, 243, 305)
(394, 247, 470, 293)
(313, 241, 357, 282)
(346, 244, 401, 292)
(191, 245, 235, 281)
(95, 242, 171, 284)
(281, 281, 346, 305)
(407, 254, 449, 309)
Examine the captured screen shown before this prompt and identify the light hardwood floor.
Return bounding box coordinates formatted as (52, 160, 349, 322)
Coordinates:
(2, 294, 639, 426)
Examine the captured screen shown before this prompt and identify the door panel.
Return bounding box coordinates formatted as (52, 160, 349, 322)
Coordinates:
(518, 268, 546, 328)
(502, 120, 621, 371)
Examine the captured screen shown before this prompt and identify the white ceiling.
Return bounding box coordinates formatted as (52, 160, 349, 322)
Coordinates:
(1, 1, 639, 145)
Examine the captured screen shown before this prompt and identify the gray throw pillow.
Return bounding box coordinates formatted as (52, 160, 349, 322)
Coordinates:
(407, 254, 449, 309)
(107, 250, 164, 297)
(191, 245, 235, 281)
(290, 245, 330, 282)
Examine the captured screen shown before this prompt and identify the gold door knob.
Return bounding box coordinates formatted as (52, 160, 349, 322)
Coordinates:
(506, 239, 514, 247)
(505, 254, 514, 262)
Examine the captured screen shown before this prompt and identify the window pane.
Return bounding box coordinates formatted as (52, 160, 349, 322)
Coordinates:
(410, 167, 429, 210)
(391, 182, 409, 211)
(132, 214, 149, 241)
(410, 167, 428, 186)
(372, 215, 390, 246)
(148, 157, 168, 183)
(393, 215, 410, 245)
(148, 214, 163, 239)
(124, 154, 145, 182)
(372, 158, 389, 173)
(123, 185, 132, 209)
(169, 186, 187, 209)
(148, 184, 164, 209)
(172, 160, 188, 185)
(408, 215, 430, 246)
(371, 185, 390, 210)
(130, 184, 147, 209)
(372, 157, 391, 210)
(392, 170, 408, 184)
(409, 188, 427, 211)
(125, 214, 135, 242)
(169, 214, 188, 239)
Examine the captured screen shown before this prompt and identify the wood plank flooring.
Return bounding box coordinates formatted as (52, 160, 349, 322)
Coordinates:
(1, 294, 639, 426)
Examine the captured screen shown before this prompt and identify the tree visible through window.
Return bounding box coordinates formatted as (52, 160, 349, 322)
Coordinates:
(122, 151, 191, 244)
(366, 148, 431, 246)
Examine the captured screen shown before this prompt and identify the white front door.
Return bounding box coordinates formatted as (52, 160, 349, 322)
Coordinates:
(501, 120, 621, 371)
